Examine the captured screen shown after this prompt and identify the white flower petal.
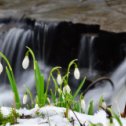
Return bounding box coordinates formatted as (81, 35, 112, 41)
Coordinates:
(81, 99, 86, 112)
(63, 85, 71, 94)
(57, 74, 62, 85)
(0, 62, 3, 74)
(22, 56, 30, 69)
(74, 68, 80, 80)
(58, 88, 62, 94)
(101, 101, 107, 109)
(5, 122, 10, 126)
(23, 93, 28, 105)
(35, 104, 39, 109)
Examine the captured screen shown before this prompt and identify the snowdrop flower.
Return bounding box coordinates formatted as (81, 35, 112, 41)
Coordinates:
(63, 85, 71, 94)
(58, 88, 62, 94)
(0, 62, 3, 74)
(5, 123, 10, 126)
(80, 99, 86, 112)
(57, 74, 62, 85)
(35, 104, 39, 110)
(23, 93, 28, 105)
(74, 67, 80, 80)
(22, 55, 30, 69)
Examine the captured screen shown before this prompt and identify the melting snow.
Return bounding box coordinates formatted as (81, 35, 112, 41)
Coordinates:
(1, 106, 126, 126)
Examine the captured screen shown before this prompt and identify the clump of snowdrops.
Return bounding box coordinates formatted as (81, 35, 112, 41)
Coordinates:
(0, 47, 86, 112)
(0, 48, 123, 126)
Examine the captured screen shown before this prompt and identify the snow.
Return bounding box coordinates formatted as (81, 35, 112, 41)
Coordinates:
(1, 105, 126, 126)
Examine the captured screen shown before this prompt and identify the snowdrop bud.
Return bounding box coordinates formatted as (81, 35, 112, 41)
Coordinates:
(23, 93, 28, 105)
(58, 88, 62, 94)
(81, 99, 86, 112)
(74, 67, 80, 80)
(0, 62, 3, 74)
(22, 55, 30, 69)
(57, 74, 62, 85)
(63, 85, 71, 94)
(35, 104, 39, 109)
(101, 101, 107, 109)
(5, 123, 10, 126)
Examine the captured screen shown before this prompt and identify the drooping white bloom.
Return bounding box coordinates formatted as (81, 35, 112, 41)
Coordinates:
(0, 62, 3, 74)
(63, 85, 71, 94)
(57, 74, 62, 85)
(22, 55, 30, 69)
(5, 122, 10, 126)
(58, 88, 62, 94)
(35, 104, 39, 109)
(80, 99, 86, 112)
(23, 93, 28, 105)
(74, 67, 80, 80)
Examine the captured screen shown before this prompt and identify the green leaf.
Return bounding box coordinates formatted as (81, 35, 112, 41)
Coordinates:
(73, 76, 86, 99)
(113, 112, 123, 126)
(88, 100, 94, 115)
(6, 67, 21, 109)
(50, 89, 56, 104)
(34, 60, 45, 106)
(98, 96, 104, 109)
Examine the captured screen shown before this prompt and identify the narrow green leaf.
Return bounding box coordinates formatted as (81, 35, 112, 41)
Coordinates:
(73, 76, 86, 99)
(113, 113, 123, 126)
(6, 67, 21, 109)
(98, 96, 104, 109)
(88, 100, 94, 115)
(34, 60, 45, 106)
(50, 89, 56, 104)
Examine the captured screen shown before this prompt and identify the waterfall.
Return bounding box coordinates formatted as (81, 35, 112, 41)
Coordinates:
(78, 34, 97, 78)
(0, 21, 56, 105)
(110, 58, 126, 112)
(85, 58, 126, 112)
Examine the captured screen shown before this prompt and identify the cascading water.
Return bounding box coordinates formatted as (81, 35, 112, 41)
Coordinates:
(78, 34, 97, 79)
(0, 20, 56, 105)
(84, 50, 126, 112)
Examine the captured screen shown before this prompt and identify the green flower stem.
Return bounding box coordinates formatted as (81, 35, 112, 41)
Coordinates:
(66, 59, 78, 83)
(73, 76, 86, 99)
(26, 47, 45, 107)
(45, 66, 61, 95)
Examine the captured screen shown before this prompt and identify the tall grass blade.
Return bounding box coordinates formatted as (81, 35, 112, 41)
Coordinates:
(73, 77, 86, 99)
(6, 67, 21, 108)
(34, 60, 45, 106)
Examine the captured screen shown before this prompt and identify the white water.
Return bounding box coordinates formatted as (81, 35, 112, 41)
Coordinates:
(78, 34, 97, 78)
(0, 23, 51, 106)
(85, 58, 126, 112)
